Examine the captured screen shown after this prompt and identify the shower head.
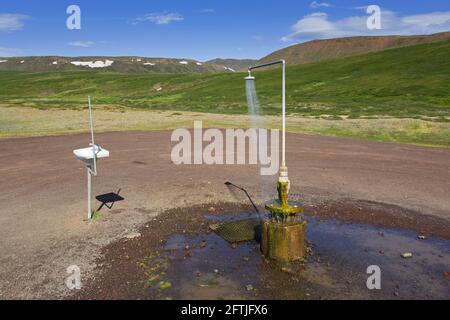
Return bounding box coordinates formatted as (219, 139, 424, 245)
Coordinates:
(245, 70, 254, 81)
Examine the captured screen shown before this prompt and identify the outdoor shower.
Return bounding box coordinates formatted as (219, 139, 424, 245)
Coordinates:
(245, 60, 306, 261)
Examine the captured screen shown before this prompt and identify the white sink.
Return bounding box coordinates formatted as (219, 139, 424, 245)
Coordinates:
(74, 145, 109, 162)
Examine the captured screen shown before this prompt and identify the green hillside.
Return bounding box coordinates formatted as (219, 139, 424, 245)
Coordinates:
(1, 40, 449, 121)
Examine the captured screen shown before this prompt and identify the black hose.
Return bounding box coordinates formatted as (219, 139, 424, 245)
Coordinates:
(225, 181, 261, 218)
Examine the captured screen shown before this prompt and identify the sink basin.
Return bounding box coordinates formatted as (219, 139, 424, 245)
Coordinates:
(74, 145, 109, 162)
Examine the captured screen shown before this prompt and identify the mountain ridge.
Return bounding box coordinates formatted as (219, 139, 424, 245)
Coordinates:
(258, 32, 450, 66)
(0, 56, 254, 74)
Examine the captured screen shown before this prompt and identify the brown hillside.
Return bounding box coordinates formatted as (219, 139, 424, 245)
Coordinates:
(258, 32, 450, 66)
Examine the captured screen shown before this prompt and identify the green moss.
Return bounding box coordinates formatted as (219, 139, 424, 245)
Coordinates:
(91, 211, 102, 220)
(157, 280, 172, 290)
(266, 181, 303, 221)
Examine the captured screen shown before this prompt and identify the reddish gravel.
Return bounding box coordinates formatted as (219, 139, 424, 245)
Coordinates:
(0, 131, 449, 298)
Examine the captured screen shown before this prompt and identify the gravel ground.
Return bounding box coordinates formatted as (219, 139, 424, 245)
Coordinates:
(0, 131, 448, 299)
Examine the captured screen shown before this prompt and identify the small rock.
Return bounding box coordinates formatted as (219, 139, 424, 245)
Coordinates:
(401, 252, 413, 259)
(214, 269, 219, 274)
(394, 291, 399, 297)
(199, 241, 207, 249)
(124, 232, 141, 239)
(242, 257, 249, 262)
(245, 284, 254, 291)
(230, 243, 237, 249)
(207, 207, 216, 213)
(418, 235, 427, 240)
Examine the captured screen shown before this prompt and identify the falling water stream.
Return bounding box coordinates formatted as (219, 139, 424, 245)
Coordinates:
(245, 77, 273, 202)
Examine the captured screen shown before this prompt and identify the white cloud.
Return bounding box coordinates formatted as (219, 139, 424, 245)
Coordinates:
(0, 47, 23, 56)
(310, 1, 332, 9)
(0, 13, 29, 31)
(132, 13, 184, 25)
(402, 12, 450, 28)
(68, 41, 94, 48)
(282, 10, 450, 42)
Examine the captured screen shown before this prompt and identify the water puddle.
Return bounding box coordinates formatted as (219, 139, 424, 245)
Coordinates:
(140, 213, 450, 300)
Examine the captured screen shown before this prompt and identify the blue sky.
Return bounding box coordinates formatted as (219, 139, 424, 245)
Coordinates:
(1, 0, 449, 60)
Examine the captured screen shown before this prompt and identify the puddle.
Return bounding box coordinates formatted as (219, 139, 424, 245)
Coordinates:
(141, 213, 450, 300)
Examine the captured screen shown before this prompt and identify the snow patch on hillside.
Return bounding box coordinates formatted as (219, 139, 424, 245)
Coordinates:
(224, 66, 235, 72)
(179, 61, 188, 65)
(71, 60, 114, 68)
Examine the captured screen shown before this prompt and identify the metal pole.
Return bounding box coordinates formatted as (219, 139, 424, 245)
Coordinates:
(282, 61, 286, 167)
(88, 96, 95, 147)
(248, 59, 285, 71)
(87, 167, 92, 219)
(88, 96, 97, 176)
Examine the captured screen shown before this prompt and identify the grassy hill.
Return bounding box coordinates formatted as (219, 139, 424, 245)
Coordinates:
(205, 59, 257, 71)
(258, 32, 450, 66)
(1, 40, 449, 121)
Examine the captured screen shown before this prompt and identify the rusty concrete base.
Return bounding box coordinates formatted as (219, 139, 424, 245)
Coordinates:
(261, 219, 307, 262)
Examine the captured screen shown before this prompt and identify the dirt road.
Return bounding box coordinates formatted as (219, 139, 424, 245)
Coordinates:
(0, 131, 449, 298)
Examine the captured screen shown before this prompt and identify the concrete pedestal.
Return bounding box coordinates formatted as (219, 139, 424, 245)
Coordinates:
(261, 219, 307, 262)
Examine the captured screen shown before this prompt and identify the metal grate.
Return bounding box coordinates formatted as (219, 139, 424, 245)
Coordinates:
(209, 219, 261, 243)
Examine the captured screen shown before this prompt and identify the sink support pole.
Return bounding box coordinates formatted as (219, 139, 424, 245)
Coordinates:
(87, 168, 92, 220)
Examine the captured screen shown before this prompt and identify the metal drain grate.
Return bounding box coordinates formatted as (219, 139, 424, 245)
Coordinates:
(209, 219, 261, 243)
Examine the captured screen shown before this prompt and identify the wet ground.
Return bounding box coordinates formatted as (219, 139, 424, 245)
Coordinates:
(75, 202, 450, 300)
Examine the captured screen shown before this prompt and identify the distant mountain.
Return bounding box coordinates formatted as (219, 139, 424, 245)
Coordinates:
(258, 32, 450, 66)
(0, 56, 233, 74)
(204, 59, 257, 72)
